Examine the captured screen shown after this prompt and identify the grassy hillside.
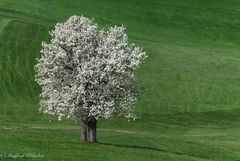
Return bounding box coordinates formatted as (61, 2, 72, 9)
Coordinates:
(1, 0, 240, 160)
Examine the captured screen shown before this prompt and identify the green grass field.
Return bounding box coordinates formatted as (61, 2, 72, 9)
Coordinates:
(1, 0, 240, 160)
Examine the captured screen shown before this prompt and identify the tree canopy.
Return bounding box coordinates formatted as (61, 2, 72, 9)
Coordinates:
(35, 16, 146, 141)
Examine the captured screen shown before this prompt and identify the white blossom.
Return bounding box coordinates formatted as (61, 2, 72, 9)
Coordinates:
(35, 16, 147, 121)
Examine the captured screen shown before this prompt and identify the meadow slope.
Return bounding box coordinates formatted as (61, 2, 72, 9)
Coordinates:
(1, 0, 240, 160)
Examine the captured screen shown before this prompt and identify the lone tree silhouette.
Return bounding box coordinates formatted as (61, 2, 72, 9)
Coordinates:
(35, 16, 146, 143)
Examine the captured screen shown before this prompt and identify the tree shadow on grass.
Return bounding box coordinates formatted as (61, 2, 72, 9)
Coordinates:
(57, 140, 208, 159)
(98, 142, 199, 158)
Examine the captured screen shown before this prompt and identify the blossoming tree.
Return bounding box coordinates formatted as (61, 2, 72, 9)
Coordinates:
(35, 16, 147, 143)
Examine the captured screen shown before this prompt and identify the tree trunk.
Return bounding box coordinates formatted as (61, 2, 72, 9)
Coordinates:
(80, 119, 97, 143)
(88, 119, 97, 143)
(80, 120, 87, 141)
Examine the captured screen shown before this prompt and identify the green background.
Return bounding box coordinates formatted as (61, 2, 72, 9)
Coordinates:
(1, 0, 240, 160)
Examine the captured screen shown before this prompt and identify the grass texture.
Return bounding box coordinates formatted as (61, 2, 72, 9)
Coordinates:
(1, 0, 240, 160)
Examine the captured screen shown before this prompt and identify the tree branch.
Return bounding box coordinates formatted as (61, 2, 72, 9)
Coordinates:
(57, 43, 74, 71)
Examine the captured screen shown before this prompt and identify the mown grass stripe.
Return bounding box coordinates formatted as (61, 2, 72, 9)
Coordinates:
(0, 18, 10, 34)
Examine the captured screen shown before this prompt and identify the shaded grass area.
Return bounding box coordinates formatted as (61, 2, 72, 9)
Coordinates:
(0, 0, 240, 160)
